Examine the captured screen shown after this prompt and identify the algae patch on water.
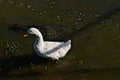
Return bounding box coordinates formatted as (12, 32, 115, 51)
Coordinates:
(0, 40, 20, 56)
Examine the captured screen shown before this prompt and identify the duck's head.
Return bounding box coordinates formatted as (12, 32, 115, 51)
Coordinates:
(28, 28, 40, 35)
(24, 28, 41, 37)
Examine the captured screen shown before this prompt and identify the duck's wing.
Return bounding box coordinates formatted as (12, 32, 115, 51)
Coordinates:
(44, 41, 64, 51)
(43, 40, 71, 59)
(44, 40, 71, 53)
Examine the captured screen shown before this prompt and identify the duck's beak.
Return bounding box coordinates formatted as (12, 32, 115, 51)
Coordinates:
(23, 34, 29, 37)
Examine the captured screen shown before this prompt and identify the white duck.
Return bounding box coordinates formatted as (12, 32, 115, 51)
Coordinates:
(24, 28, 71, 60)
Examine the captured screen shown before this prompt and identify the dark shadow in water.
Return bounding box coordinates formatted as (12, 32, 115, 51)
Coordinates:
(0, 40, 70, 76)
(10, 24, 28, 32)
(0, 53, 52, 76)
(10, 24, 46, 35)
(1, 67, 120, 78)
(0, 39, 70, 75)
(0, 71, 45, 78)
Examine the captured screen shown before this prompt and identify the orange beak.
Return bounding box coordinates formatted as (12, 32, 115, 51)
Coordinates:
(23, 34, 29, 37)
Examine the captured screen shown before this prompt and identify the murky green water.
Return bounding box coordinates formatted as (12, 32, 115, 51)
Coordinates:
(0, 0, 120, 80)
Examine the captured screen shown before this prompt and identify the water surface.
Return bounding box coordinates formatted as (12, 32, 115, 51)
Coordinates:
(0, 0, 120, 80)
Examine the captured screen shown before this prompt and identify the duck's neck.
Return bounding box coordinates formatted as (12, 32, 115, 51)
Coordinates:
(35, 32, 44, 48)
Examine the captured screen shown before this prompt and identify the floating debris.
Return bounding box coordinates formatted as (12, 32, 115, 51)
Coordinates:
(27, 5, 31, 8)
(19, 66, 22, 70)
(49, 5, 53, 8)
(57, 15, 60, 18)
(109, 19, 113, 21)
(57, 18, 61, 21)
(39, 12, 42, 15)
(75, 26, 81, 30)
(19, 3, 23, 7)
(9, 0, 15, 5)
(35, 10, 39, 13)
(75, 22, 78, 25)
(56, 15, 61, 20)
(0, 40, 19, 55)
(32, 8, 35, 11)
(43, 10, 47, 13)
(47, 32, 51, 36)
(116, 24, 120, 27)
(14, 4, 18, 7)
(89, 14, 92, 17)
(77, 17, 81, 21)
(94, 14, 99, 17)
(67, 12, 72, 16)
(59, 12, 63, 14)
(51, 1, 56, 4)
(114, 36, 120, 40)
(79, 12, 82, 15)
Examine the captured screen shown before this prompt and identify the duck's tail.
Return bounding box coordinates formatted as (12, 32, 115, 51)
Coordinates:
(64, 40, 71, 46)
(67, 40, 71, 44)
